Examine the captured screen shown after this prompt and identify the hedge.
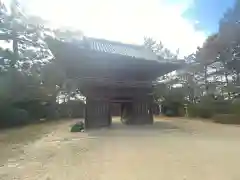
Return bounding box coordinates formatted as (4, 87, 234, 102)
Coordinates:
(188, 99, 240, 124)
(0, 106, 30, 128)
(212, 114, 239, 124)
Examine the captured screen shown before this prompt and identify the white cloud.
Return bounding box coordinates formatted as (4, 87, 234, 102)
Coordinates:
(0, 40, 12, 51)
(23, 0, 206, 57)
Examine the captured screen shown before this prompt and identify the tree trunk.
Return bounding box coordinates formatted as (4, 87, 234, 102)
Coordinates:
(204, 65, 208, 94)
(237, 72, 240, 85)
(224, 72, 231, 98)
(188, 86, 194, 103)
(48, 90, 58, 119)
(12, 31, 18, 67)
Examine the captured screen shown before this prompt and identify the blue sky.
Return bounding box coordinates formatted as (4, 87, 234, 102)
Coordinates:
(183, 0, 236, 34)
(1, 0, 237, 57)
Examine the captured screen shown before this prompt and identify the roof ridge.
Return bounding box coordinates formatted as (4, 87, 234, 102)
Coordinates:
(86, 37, 146, 49)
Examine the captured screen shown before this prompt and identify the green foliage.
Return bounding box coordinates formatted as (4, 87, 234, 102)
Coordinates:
(0, 1, 62, 127)
(0, 106, 30, 128)
(213, 114, 239, 124)
(187, 104, 198, 117)
(211, 98, 240, 124)
(188, 104, 214, 118)
(232, 99, 240, 116)
(212, 99, 232, 114)
(154, 0, 240, 106)
(144, 37, 178, 59)
(197, 105, 214, 118)
(2, 0, 240, 128)
(13, 100, 48, 120)
(188, 96, 216, 118)
(188, 96, 240, 121)
(57, 101, 85, 119)
(165, 109, 175, 117)
(162, 100, 185, 117)
(0, 0, 52, 69)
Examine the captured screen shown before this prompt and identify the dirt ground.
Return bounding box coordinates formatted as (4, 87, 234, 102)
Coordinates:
(1, 117, 240, 180)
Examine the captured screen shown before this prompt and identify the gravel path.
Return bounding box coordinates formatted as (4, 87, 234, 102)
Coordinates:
(1, 118, 240, 180)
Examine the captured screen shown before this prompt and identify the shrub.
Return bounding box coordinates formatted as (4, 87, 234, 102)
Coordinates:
(197, 105, 214, 118)
(187, 104, 198, 117)
(213, 114, 239, 124)
(187, 100, 214, 118)
(213, 100, 232, 114)
(162, 100, 184, 117)
(231, 100, 240, 117)
(13, 100, 47, 121)
(187, 96, 240, 123)
(187, 103, 213, 118)
(0, 106, 30, 128)
(165, 109, 175, 117)
(211, 100, 240, 124)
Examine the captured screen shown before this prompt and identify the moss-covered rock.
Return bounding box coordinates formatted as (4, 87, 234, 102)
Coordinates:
(70, 121, 84, 132)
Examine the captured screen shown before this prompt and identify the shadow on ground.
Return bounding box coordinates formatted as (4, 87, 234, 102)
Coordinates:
(86, 120, 185, 137)
(111, 121, 179, 130)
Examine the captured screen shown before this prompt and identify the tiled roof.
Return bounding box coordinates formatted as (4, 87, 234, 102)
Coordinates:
(85, 38, 158, 61)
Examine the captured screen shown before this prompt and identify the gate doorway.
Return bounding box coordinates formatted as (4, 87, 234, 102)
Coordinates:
(110, 99, 153, 125)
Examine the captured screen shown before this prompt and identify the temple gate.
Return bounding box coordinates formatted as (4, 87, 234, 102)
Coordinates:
(47, 37, 183, 129)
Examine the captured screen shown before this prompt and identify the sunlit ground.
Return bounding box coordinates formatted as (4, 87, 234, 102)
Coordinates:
(1, 117, 240, 179)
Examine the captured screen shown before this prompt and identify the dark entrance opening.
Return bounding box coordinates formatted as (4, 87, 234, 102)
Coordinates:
(110, 103, 121, 117)
(110, 98, 133, 125)
(120, 102, 133, 124)
(110, 98, 154, 125)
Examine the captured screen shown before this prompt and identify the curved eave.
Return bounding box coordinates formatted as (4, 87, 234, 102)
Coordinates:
(46, 37, 184, 77)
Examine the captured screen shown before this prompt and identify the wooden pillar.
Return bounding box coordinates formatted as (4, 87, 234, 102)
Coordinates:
(85, 98, 111, 129)
(131, 100, 153, 124)
(121, 97, 153, 125)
